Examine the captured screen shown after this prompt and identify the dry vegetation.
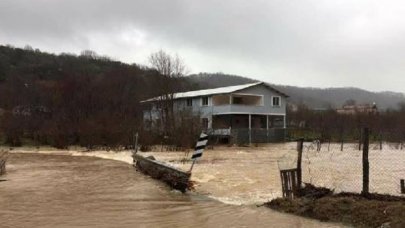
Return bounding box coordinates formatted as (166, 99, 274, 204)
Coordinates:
(267, 184, 405, 228)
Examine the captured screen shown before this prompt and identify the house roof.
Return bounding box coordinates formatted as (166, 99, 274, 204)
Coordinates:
(141, 82, 289, 103)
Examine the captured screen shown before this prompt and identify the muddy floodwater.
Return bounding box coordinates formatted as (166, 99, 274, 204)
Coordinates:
(0, 153, 343, 228)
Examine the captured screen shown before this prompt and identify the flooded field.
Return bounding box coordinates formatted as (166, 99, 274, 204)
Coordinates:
(300, 142, 405, 195)
(0, 153, 342, 228)
(6, 142, 404, 207)
(144, 145, 293, 205)
(143, 142, 405, 204)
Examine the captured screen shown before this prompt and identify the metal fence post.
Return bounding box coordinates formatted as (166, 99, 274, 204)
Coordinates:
(362, 127, 369, 196)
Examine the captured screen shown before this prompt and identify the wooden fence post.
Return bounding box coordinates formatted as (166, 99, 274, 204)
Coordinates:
(134, 132, 139, 154)
(358, 129, 362, 151)
(297, 138, 304, 189)
(0, 151, 8, 176)
(379, 133, 383, 150)
(362, 127, 369, 196)
(401, 179, 405, 194)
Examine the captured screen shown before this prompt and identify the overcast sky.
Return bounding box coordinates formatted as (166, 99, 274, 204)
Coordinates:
(1, 0, 405, 92)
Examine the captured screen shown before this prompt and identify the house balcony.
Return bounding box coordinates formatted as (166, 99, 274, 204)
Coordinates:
(208, 104, 283, 115)
(201, 93, 285, 115)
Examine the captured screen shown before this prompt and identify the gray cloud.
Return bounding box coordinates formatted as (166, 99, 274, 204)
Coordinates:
(1, 0, 405, 92)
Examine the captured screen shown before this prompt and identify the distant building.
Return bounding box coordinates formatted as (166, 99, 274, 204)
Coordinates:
(336, 103, 378, 115)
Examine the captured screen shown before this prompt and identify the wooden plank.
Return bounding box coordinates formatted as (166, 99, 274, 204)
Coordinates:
(287, 171, 293, 198)
(283, 171, 290, 198)
(280, 171, 286, 198)
(291, 170, 297, 198)
(280, 168, 299, 199)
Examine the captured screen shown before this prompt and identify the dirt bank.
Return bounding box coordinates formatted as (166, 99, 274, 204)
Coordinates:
(265, 185, 405, 228)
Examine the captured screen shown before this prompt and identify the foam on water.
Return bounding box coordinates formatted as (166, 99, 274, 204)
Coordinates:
(70, 150, 133, 164)
(7, 147, 134, 165)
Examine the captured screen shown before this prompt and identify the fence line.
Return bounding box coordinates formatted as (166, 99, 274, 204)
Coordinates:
(294, 127, 405, 197)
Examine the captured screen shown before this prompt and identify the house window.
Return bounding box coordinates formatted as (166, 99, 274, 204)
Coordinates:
(201, 118, 209, 129)
(232, 97, 243, 104)
(186, 98, 193, 107)
(202, 97, 209, 106)
(272, 96, 281, 107)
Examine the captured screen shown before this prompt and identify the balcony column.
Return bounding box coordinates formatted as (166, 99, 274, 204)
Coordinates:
(283, 115, 287, 129)
(249, 114, 252, 144)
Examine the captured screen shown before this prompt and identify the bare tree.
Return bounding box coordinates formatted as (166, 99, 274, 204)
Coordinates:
(149, 50, 186, 78)
(148, 50, 187, 135)
(80, 50, 98, 59)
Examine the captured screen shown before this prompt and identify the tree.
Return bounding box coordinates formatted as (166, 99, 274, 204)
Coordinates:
(149, 50, 186, 78)
(80, 50, 98, 59)
(148, 50, 187, 135)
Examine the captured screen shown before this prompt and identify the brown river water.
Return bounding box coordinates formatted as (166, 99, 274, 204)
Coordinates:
(0, 153, 344, 228)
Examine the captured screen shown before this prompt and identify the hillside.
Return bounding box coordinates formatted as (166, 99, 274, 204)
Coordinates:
(188, 73, 405, 110)
(1, 45, 405, 148)
(0, 45, 168, 147)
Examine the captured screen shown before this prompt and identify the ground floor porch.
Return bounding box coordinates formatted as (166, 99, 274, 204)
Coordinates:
(206, 114, 287, 144)
(210, 114, 285, 130)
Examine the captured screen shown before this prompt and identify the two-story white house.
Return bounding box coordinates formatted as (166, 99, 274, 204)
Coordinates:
(141, 82, 288, 143)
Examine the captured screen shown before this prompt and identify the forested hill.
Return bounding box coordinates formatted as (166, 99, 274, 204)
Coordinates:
(0, 45, 170, 148)
(1, 45, 404, 148)
(187, 73, 405, 110)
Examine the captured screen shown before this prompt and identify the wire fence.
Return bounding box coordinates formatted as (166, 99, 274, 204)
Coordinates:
(297, 128, 405, 197)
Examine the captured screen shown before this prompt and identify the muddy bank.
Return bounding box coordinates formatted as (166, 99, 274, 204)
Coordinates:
(265, 185, 405, 228)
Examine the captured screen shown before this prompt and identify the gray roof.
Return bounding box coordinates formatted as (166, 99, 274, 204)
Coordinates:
(142, 82, 288, 102)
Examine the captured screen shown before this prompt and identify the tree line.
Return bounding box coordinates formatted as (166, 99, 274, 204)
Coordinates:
(0, 45, 198, 149)
(287, 102, 405, 143)
(2, 44, 404, 149)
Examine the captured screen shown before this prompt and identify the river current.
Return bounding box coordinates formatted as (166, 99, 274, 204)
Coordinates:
(0, 153, 343, 228)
